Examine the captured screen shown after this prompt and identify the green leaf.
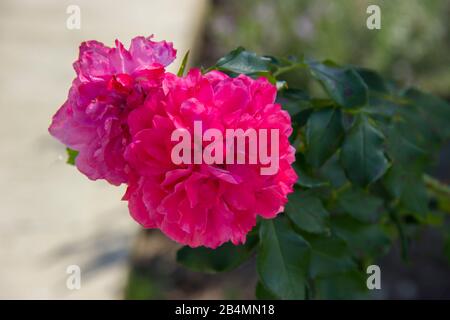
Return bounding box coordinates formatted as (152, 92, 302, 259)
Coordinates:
(177, 50, 190, 77)
(319, 155, 348, 188)
(215, 47, 270, 75)
(383, 122, 427, 169)
(176, 233, 257, 273)
(337, 187, 383, 223)
(257, 217, 310, 299)
(293, 164, 329, 189)
(276, 88, 313, 127)
(270, 55, 306, 77)
(383, 165, 428, 219)
(66, 148, 78, 165)
(302, 233, 356, 278)
(305, 108, 344, 167)
(331, 215, 391, 258)
(316, 270, 368, 299)
(255, 282, 279, 300)
(403, 87, 450, 141)
(340, 115, 389, 187)
(285, 191, 330, 234)
(362, 95, 402, 119)
(355, 68, 389, 93)
(395, 103, 441, 153)
(308, 60, 368, 109)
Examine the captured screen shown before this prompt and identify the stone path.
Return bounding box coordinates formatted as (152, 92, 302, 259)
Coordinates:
(0, 0, 208, 299)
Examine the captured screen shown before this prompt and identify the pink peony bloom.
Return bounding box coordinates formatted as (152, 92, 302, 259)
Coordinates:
(50, 36, 297, 248)
(123, 69, 297, 248)
(49, 36, 176, 185)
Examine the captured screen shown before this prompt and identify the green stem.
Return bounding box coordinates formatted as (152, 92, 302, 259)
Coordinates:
(389, 210, 409, 262)
(273, 63, 306, 78)
(424, 174, 450, 197)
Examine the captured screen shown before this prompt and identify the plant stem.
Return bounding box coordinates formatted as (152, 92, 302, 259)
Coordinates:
(424, 174, 450, 215)
(273, 63, 306, 77)
(424, 174, 450, 197)
(389, 210, 409, 262)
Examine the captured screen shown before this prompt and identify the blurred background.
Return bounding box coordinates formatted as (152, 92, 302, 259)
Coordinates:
(201, 0, 450, 98)
(0, 0, 449, 299)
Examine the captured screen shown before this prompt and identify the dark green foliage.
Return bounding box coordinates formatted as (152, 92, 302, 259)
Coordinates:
(340, 115, 389, 187)
(175, 48, 450, 299)
(305, 108, 344, 168)
(257, 217, 311, 299)
(285, 191, 330, 235)
(307, 60, 368, 109)
(215, 46, 271, 76)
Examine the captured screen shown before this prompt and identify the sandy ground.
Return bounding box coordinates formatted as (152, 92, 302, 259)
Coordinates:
(0, 0, 208, 299)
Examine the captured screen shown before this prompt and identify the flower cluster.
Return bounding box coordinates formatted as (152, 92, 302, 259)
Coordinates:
(49, 36, 297, 248)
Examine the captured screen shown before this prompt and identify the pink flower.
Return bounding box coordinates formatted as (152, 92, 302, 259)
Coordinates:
(49, 36, 176, 185)
(123, 69, 297, 248)
(50, 36, 297, 248)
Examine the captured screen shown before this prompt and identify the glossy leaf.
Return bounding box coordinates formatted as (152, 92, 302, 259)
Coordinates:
(340, 115, 389, 186)
(316, 270, 368, 299)
(319, 155, 349, 188)
(285, 191, 330, 234)
(255, 282, 279, 300)
(355, 68, 389, 93)
(308, 60, 368, 109)
(383, 165, 428, 219)
(305, 108, 344, 168)
(337, 187, 383, 222)
(293, 164, 329, 189)
(215, 47, 270, 75)
(383, 123, 427, 169)
(331, 215, 391, 257)
(403, 88, 450, 141)
(302, 233, 356, 278)
(257, 217, 310, 299)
